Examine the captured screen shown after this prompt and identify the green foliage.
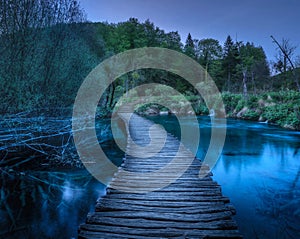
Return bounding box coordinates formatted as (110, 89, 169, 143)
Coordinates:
(222, 39, 241, 92)
(0, 1, 298, 121)
(185, 94, 200, 102)
(184, 33, 196, 59)
(221, 91, 300, 129)
(247, 95, 259, 109)
(262, 104, 300, 129)
(192, 102, 209, 115)
(242, 110, 260, 120)
(262, 104, 288, 123)
(222, 93, 242, 112)
(235, 99, 247, 112)
(261, 90, 300, 103)
(197, 38, 222, 66)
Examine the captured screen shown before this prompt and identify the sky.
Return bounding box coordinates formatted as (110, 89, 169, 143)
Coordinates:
(81, 0, 300, 62)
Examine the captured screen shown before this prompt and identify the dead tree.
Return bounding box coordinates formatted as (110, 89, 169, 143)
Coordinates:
(271, 35, 300, 91)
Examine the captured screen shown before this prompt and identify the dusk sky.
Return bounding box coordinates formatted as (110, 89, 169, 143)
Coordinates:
(81, 0, 300, 62)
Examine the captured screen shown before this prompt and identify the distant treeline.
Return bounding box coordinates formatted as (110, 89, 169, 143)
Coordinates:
(0, 0, 299, 115)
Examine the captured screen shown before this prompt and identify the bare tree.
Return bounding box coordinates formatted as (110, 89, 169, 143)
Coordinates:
(271, 36, 300, 91)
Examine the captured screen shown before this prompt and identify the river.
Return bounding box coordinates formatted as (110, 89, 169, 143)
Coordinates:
(150, 115, 300, 239)
(1, 115, 299, 239)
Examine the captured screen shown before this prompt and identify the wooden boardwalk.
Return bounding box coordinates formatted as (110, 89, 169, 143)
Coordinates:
(78, 114, 242, 239)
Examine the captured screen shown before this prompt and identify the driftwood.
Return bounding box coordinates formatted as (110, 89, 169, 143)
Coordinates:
(0, 111, 112, 169)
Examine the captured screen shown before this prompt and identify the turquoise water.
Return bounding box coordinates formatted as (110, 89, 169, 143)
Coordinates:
(149, 115, 300, 239)
(1, 115, 299, 239)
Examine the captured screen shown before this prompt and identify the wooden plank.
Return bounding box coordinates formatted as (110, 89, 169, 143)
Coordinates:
(78, 114, 242, 238)
(101, 194, 230, 203)
(106, 186, 221, 193)
(96, 200, 236, 215)
(84, 217, 238, 230)
(96, 197, 228, 208)
(79, 225, 243, 239)
(86, 210, 233, 223)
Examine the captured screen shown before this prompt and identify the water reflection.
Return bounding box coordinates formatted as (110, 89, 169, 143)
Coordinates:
(212, 119, 300, 239)
(149, 115, 300, 239)
(0, 170, 106, 239)
(1, 115, 300, 239)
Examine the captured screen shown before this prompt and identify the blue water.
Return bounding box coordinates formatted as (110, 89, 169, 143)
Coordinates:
(149, 115, 300, 239)
(1, 115, 299, 239)
(214, 119, 300, 239)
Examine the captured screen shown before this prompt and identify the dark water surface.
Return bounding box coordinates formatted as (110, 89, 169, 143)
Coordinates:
(1, 115, 299, 239)
(150, 115, 300, 239)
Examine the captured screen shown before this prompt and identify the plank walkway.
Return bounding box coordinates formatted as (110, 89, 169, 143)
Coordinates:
(78, 113, 243, 239)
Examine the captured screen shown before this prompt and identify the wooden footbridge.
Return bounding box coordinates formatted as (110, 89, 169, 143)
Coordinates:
(78, 113, 242, 239)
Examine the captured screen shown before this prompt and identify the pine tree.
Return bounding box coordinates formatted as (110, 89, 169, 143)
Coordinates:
(222, 35, 240, 92)
(184, 33, 196, 59)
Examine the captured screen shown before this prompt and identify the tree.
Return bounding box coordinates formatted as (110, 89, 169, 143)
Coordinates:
(142, 19, 158, 47)
(197, 38, 222, 74)
(238, 42, 270, 95)
(251, 46, 270, 91)
(198, 39, 222, 63)
(0, 0, 89, 113)
(163, 31, 182, 51)
(222, 35, 241, 92)
(184, 33, 196, 59)
(271, 36, 300, 91)
(272, 37, 296, 74)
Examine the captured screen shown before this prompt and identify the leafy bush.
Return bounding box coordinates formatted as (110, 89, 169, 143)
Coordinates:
(185, 95, 200, 102)
(194, 103, 209, 115)
(235, 99, 247, 112)
(242, 110, 260, 121)
(247, 95, 259, 109)
(219, 91, 300, 130)
(261, 91, 300, 103)
(262, 104, 300, 129)
(262, 105, 288, 123)
(222, 93, 242, 112)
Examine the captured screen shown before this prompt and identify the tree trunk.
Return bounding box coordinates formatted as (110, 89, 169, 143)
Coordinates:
(283, 56, 287, 87)
(108, 83, 116, 109)
(242, 70, 248, 100)
(124, 75, 129, 97)
(227, 69, 231, 92)
(271, 35, 300, 92)
(251, 71, 257, 95)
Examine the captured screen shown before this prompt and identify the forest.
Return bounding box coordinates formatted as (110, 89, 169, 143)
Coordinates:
(0, 0, 299, 125)
(1, 1, 300, 238)
(0, 0, 299, 170)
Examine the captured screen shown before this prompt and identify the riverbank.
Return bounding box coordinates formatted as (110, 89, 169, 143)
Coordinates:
(134, 90, 300, 131)
(1, 90, 299, 171)
(222, 91, 300, 130)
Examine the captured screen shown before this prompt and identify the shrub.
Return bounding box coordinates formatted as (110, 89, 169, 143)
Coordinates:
(242, 109, 260, 121)
(235, 99, 247, 112)
(262, 104, 288, 123)
(247, 95, 259, 109)
(194, 103, 209, 115)
(222, 93, 242, 112)
(262, 103, 300, 129)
